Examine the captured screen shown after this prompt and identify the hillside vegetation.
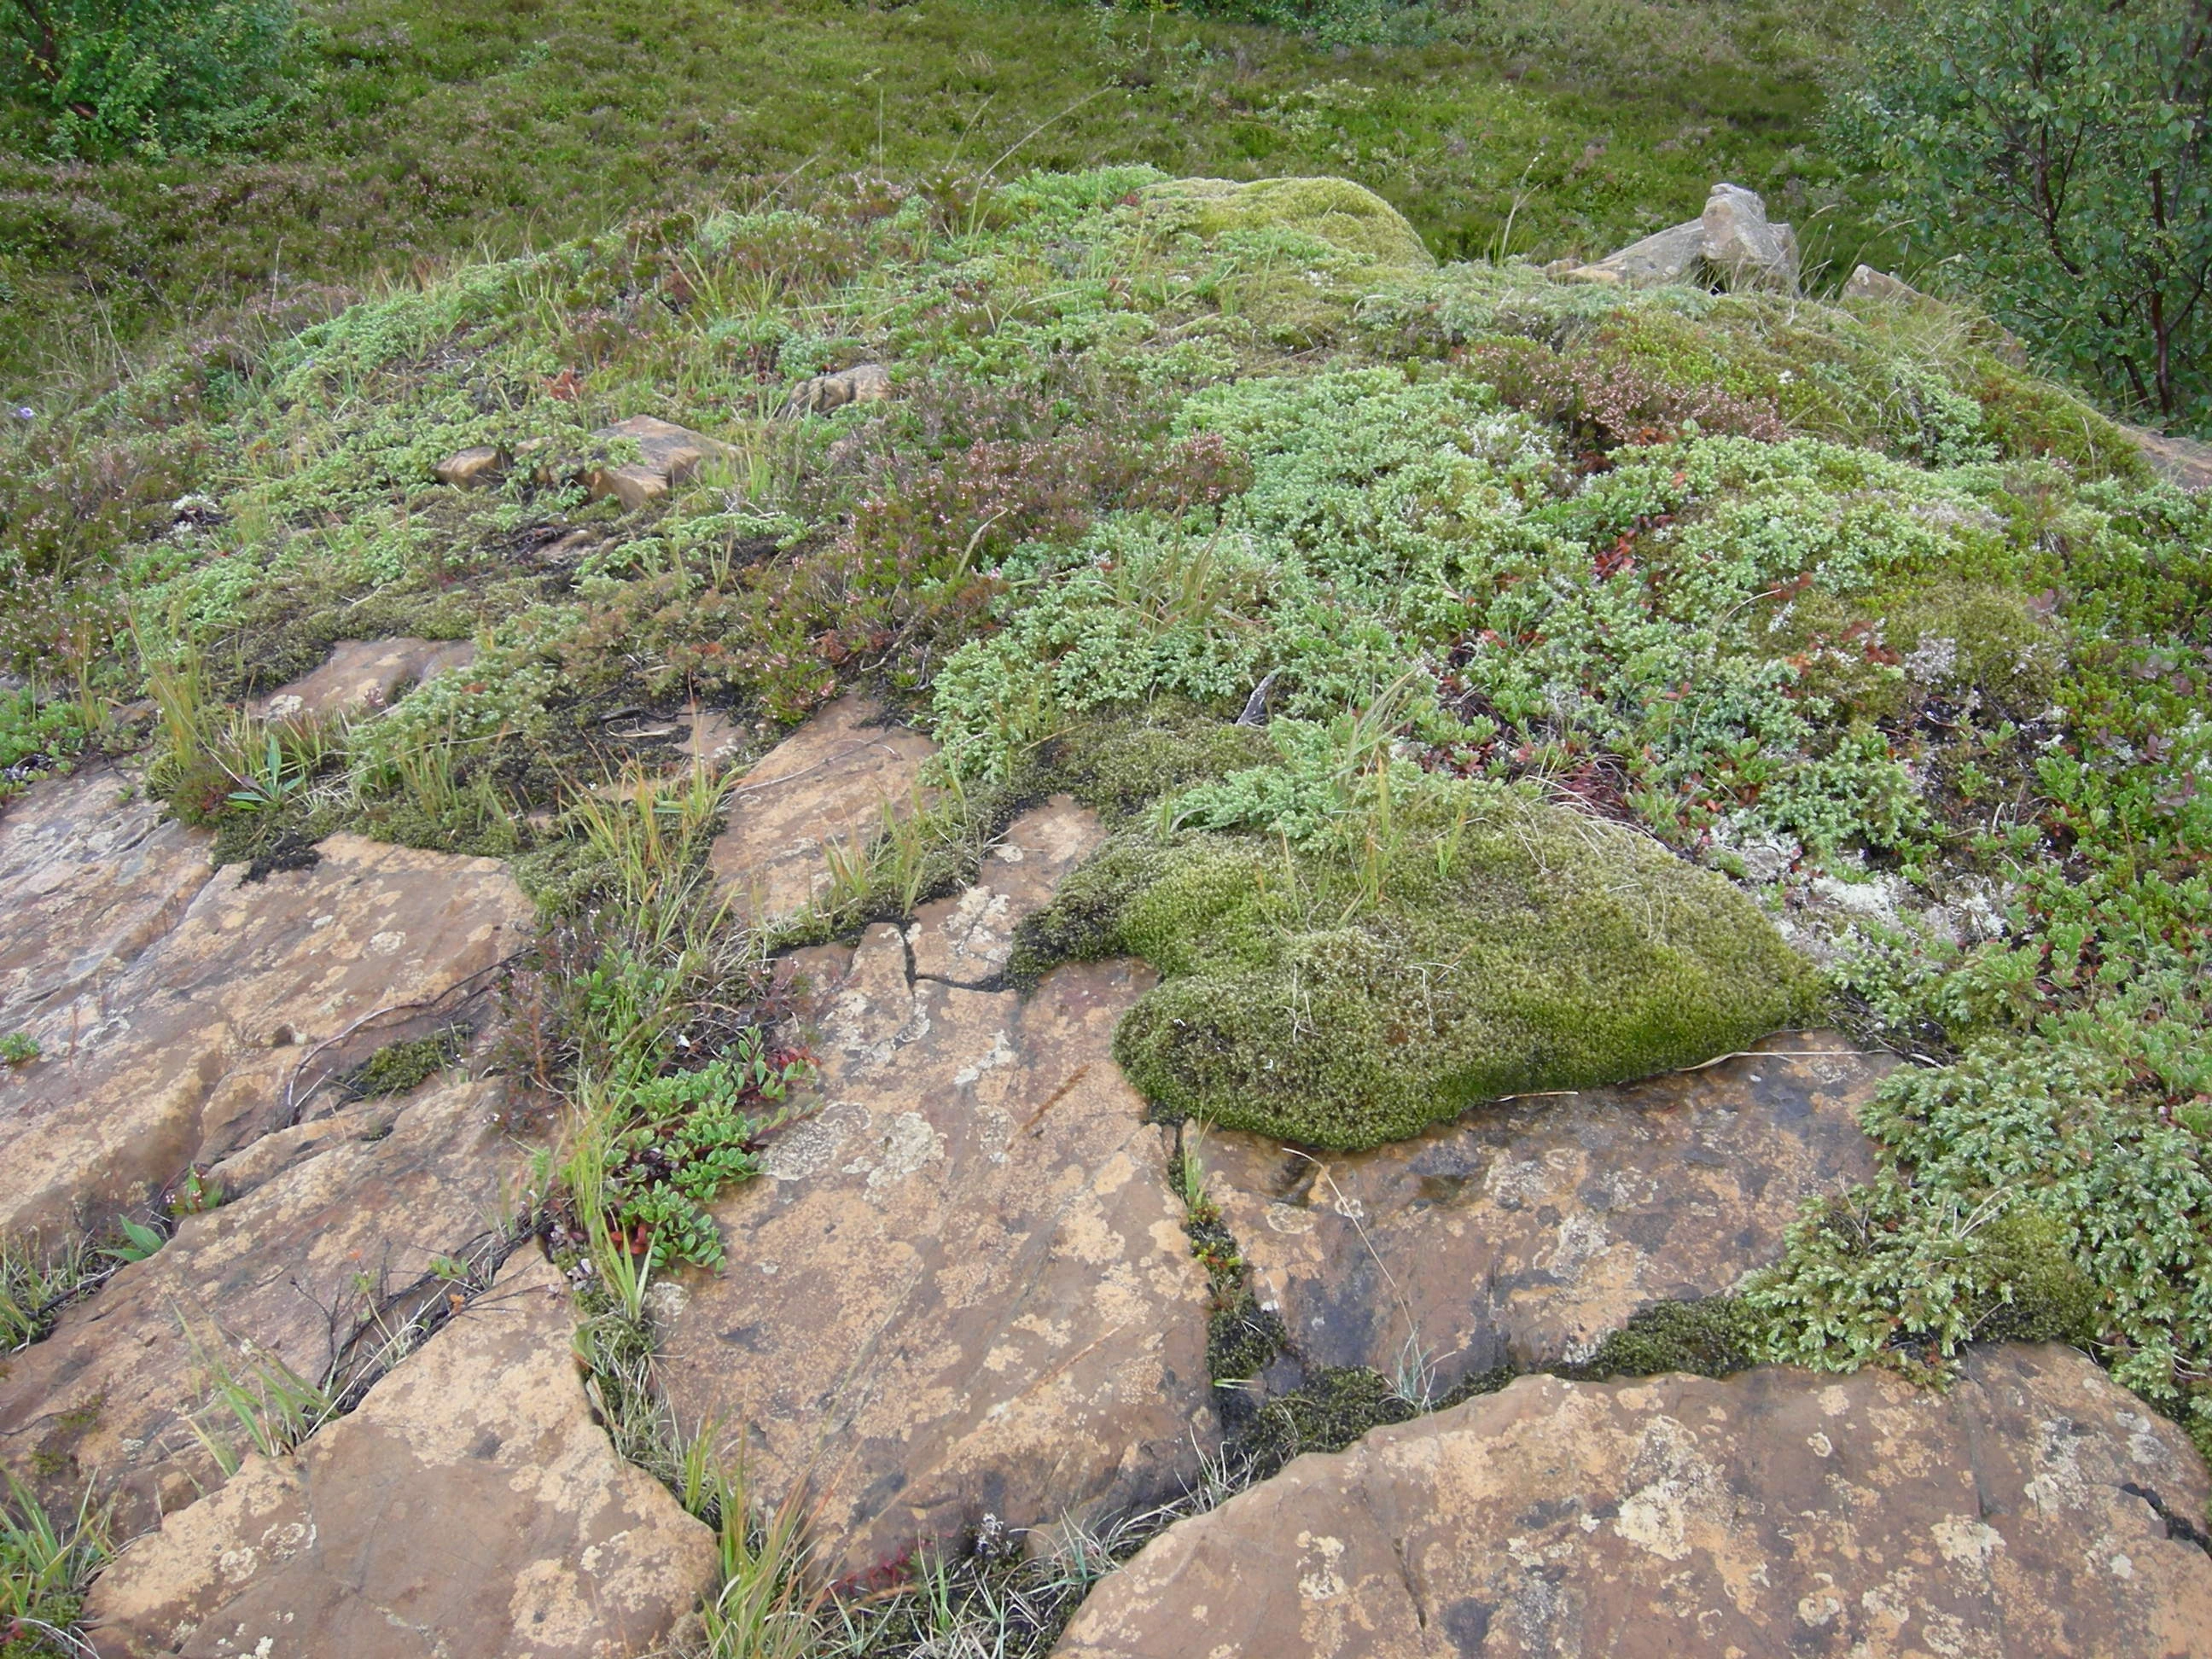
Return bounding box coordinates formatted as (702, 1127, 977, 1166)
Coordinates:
(4, 166, 2208, 1476)
(0, 0, 1878, 393)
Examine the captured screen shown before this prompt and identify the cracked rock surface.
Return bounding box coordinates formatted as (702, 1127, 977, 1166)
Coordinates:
(661, 848, 1214, 1576)
(0, 807, 532, 1238)
(83, 1253, 718, 1659)
(0, 1074, 528, 1528)
(1204, 1033, 1884, 1388)
(0, 765, 212, 1057)
(1055, 1344, 2212, 1659)
(250, 637, 478, 720)
(906, 795, 1105, 986)
(706, 691, 937, 923)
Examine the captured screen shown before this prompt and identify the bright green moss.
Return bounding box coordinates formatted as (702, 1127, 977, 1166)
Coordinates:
(1022, 779, 1817, 1149)
(1149, 176, 1436, 272)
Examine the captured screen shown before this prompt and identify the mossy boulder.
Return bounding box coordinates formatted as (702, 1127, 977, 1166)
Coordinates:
(1146, 176, 1435, 272)
(1017, 786, 1818, 1150)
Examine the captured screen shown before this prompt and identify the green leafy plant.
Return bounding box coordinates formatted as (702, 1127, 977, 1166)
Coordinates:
(598, 1031, 812, 1272)
(99, 1217, 167, 1266)
(0, 1036, 37, 1068)
(1834, 0, 2212, 429)
(166, 1168, 221, 1217)
(1, 0, 311, 156)
(0, 1235, 96, 1351)
(0, 1474, 108, 1659)
(0, 691, 84, 807)
(184, 1330, 341, 1473)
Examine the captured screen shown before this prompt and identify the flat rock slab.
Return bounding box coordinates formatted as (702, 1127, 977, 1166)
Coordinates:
(84, 1253, 718, 1659)
(0, 830, 533, 1237)
(1056, 1344, 2212, 1659)
(253, 637, 477, 720)
(1206, 1033, 1885, 1388)
(658, 924, 1214, 1578)
(0, 765, 212, 1039)
(706, 693, 937, 924)
(586, 414, 735, 510)
(0, 1075, 525, 1525)
(907, 795, 1105, 986)
(2123, 422, 2212, 492)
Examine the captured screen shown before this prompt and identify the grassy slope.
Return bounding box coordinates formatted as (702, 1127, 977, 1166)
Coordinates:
(0, 0, 1879, 395)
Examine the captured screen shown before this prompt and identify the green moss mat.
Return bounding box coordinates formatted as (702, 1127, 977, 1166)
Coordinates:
(1022, 782, 1813, 1148)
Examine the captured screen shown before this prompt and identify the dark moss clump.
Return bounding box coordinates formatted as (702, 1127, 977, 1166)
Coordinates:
(1562, 1297, 1767, 1381)
(1207, 1287, 1289, 1388)
(1239, 1367, 1418, 1479)
(1019, 785, 1819, 1150)
(344, 1030, 468, 1098)
(1961, 1208, 2103, 1348)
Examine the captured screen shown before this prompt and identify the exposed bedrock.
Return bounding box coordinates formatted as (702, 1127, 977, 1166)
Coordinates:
(658, 916, 1218, 1580)
(82, 1253, 717, 1659)
(1056, 1345, 2212, 1659)
(1205, 1033, 1887, 1391)
(0, 771, 531, 1238)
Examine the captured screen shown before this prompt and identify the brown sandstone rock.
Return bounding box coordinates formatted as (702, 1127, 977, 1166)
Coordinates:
(0, 1074, 529, 1525)
(0, 830, 532, 1238)
(433, 443, 509, 489)
(252, 636, 477, 720)
(1055, 1344, 2212, 1659)
(1204, 1033, 1884, 1388)
(907, 795, 1105, 986)
(84, 1253, 718, 1659)
(2122, 422, 2212, 492)
(657, 923, 1215, 1578)
(0, 765, 212, 1045)
(586, 414, 734, 510)
(705, 693, 937, 923)
(783, 361, 893, 418)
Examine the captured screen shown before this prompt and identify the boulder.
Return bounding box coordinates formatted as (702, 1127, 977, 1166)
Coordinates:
(1554, 219, 1705, 288)
(1203, 1033, 1884, 1388)
(252, 636, 477, 721)
(2122, 422, 2212, 492)
(83, 1253, 719, 1659)
(0, 825, 533, 1238)
(782, 362, 893, 418)
(1842, 263, 1924, 304)
(1553, 183, 1798, 294)
(661, 818, 1215, 1575)
(1055, 1345, 2212, 1659)
(705, 692, 937, 924)
(0, 1074, 529, 1527)
(433, 444, 509, 489)
(585, 415, 734, 510)
(1699, 182, 1799, 292)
